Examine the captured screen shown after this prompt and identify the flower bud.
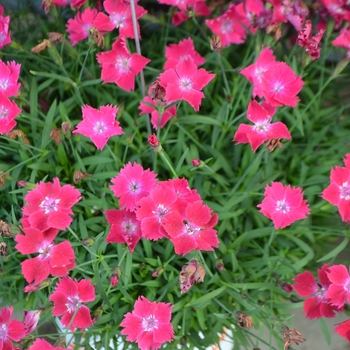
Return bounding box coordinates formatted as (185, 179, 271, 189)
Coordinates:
(215, 258, 224, 271)
(23, 310, 41, 336)
(110, 266, 121, 287)
(24, 279, 52, 293)
(92, 306, 104, 323)
(282, 283, 293, 293)
(191, 159, 201, 167)
(148, 134, 163, 153)
(82, 237, 94, 247)
(152, 266, 165, 277)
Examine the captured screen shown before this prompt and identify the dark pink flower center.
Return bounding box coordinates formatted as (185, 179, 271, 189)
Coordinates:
(0, 106, 8, 120)
(128, 181, 140, 194)
(0, 79, 9, 91)
(0, 323, 7, 340)
(115, 56, 130, 73)
(339, 182, 350, 200)
(110, 12, 126, 28)
(142, 314, 158, 332)
(185, 222, 200, 236)
(40, 197, 60, 214)
(275, 199, 290, 213)
(221, 19, 233, 33)
(122, 219, 137, 234)
(93, 121, 107, 134)
(65, 294, 81, 313)
(253, 120, 270, 132)
(179, 78, 192, 91)
(38, 241, 53, 259)
(152, 204, 168, 222)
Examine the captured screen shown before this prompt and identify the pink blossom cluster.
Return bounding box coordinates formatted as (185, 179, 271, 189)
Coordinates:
(292, 263, 350, 343)
(107, 162, 219, 256)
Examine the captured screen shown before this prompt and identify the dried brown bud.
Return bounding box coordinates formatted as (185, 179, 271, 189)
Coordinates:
(73, 170, 92, 184)
(148, 81, 167, 107)
(90, 27, 105, 48)
(0, 220, 13, 238)
(8, 129, 30, 145)
(282, 325, 306, 350)
(180, 258, 206, 294)
(61, 121, 73, 135)
(0, 171, 9, 188)
(237, 311, 253, 330)
(265, 138, 283, 152)
(0, 242, 8, 256)
(42, 0, 53, 14)
(50, 128, 61, 146)
(31, 39, 50, 54)
(266, 23, 282, 41)
(210, 35, 223, 54)
(48, 32, 63, 45)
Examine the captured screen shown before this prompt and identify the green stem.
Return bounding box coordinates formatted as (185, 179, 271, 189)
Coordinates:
(217, 53, 230, 94)
(192, 17, 207, 41)
(77, 46, 91, 85)
(198, 251, 213, 278)
(158, 151, 178, 178)
(106, 144, 118, 163)
(67, 227, 99, 257)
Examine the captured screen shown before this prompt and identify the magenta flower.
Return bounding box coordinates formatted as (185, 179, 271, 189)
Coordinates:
(297, 20, 325, 60)
(332, 28, 350, 57)
(164, 37, 205, 70)
(0, 5, 11, 50)
(325, 265, 350, 308)
(0, 91, 21, 135)
(22, 177, 81, 231)
(15, 227, 75, 285)
(136, 183, 178, 240)
(73, 104, 124, 150)
(240, 47, 277, 98)
(262, 62, 304, 107)
(158, 56, 215, 111)
(53, 0, 86, 8)
(92, 0, 147, 38)
(23, 310, 41, 336)
(96, 36, 150, 92)
(257, 182, 310, 229)
(335, 319, 350, 342)
(163, 200, 219, 256)
(105, 209, 142, 253)
(0, 306, 26, 349)
(0, 60, 21, 98)
(205, 3, 248, 46)
(49, 277, 95, 331)
(138, 96, 177, 130)
(29, 338, 67, 350)
(120, 296, 174, 350)
(322, 164, 350, 223)
(232, 100, 291, 152)
(292, 264, 342, 319)
(110, 162, 157, 212)
(66, 7, 98, 46)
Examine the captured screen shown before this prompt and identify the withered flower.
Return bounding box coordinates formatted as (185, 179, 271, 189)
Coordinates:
(210, 35, 223, 54)
(50, 128, 61, 146)
(266, 24, 282, 41)
(31, 39, 50, 54)
(0, 171, 9, 188)
(0, 242, 8, 256)
(0, 220, 13, 238)
(266, 138, 283, 152)
(148, 81, 167, 107)
(8, 129, 30, 145)
(61, 121, 73, 135)
(282, 325, 306, 350)
(42, 0, 53, 14)
(48, 32, 63, 45)
(237, 311, 253, 330)
(73, 170, 92, 184)
(90, 27, 105, 48)
(179, 258, 206, 294)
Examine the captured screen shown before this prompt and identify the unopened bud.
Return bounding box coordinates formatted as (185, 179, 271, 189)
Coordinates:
(148, 134, 163, 153)
(92, 306, 104, 323)
(24, 279, 52, 293)
(215, 258, 224, 271)
(282, 283, 293, 293)
(82, 237, 94, 247)
(152, 266, 164, 277)
(265, 138, 283, 152)
(110, 266, 121, 287)
(191, 159, 201, 167)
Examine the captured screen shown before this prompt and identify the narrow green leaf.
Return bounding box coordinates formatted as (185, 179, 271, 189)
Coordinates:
(317, 236, 349, 262)
(187, 286, 226, 308)
(41, 99, 57, 149)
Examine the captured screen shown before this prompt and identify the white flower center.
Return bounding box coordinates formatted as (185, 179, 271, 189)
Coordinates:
(128, 181, 140, 194)
(142, 314, 158, 332)
(221, 19, 233, 33)
(93, 121, 107, 134)
(275, 199, 290, 213)
(185, 222, 200, 236)
(0, 79, 9, 90)
(65, 294, 80, 313)
(253, 120, 269, 132)
(179, 78, 192, 90)
(0, 323, 7, 340)
(274, 82, 284, 93)
(0, 32, 6, 44)
(152, 204, 168, 222)
(38, 242, 53, 259)
(339, 182, 350, 200)
(110, 13, 126, 28)
(115, 56, 129, 73)
(0, 106, 8, 120)
(40, 197, 60, 214)
(122, 219, 137, 234)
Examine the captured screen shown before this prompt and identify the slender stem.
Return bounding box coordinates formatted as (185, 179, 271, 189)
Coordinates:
(77, 46, 91, 85)
(218, 53, 230, 94)
(198, 251, 213, 278)
(67, 227, 99, 257)
(158, 151, 178, 178)
(106, 144, 117, 163)
(192, 17, 207, 41)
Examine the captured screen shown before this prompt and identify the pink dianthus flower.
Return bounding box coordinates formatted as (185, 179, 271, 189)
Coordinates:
(257, 182, 310, 229)
(325, 264, 350, 308)
(0, 60, 21, 98)
(73, 104, 124, 150)
(0, 5, 11, 49)
(22, 177, 81, 231)
(29, 338, 67, 350)
(297, 20, 325, 60)
(0, 91, 21, 135)
(120, 296, 174, 350)
(110, 162, 157, 212)
(49, 277, 95, 331)
(335, 319, 350, 342)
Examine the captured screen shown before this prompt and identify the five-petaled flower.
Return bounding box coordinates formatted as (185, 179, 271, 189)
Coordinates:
(22, 177, 81, 231)
(120, 296, 174, 350)
(96, 36, 150, 92)
(325, 264, 350, 308)
(105, 209, 142, 253)
(292, 264, 343, 319)
(158, 56, 215, 111)
(49, 277, 95, 331)
(73, 104, 124, 150)
(110, 162, 157, 212)
(15, 227, 75, 285)
(232, 100, 291, 152)
(0, 306, 26, 349)
(257, 182, 310, 229)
